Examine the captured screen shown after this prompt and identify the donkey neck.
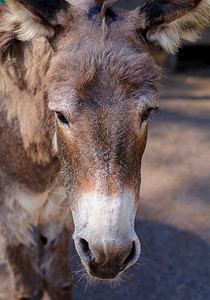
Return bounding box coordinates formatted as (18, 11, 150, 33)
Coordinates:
(0, 36, 60, 193)
(0, 37, 56, 163)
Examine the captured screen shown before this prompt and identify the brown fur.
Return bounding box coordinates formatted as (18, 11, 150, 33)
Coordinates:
(7, 243, 44, 299)
(41, 227, 72, 300)
(0, 0, 209, 298)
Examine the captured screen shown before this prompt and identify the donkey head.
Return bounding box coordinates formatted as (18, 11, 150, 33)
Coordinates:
(7, 0, 210, 280)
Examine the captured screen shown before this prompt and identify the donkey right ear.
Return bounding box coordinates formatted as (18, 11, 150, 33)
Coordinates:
(6, 0, 70, 41)
(132, 0, 210, 54)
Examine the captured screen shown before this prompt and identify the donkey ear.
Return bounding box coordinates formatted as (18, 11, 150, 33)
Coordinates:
(134, 0, 210, 53)
(6, 0, 70, 41)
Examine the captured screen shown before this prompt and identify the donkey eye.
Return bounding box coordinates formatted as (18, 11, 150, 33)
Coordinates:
(141, 108, 153, 123)
(55, 112, 69, 126)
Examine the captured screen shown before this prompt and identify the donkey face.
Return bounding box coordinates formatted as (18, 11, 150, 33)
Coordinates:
(48, 51, 160, 279)
(7, 0, 210, 280)
(45, 17, 161, 278)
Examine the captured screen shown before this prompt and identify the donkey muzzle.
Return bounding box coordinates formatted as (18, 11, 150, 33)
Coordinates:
(74, 233, 140, 279)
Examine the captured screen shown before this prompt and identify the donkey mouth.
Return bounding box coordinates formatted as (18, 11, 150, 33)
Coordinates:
(86, 260, 127, 280)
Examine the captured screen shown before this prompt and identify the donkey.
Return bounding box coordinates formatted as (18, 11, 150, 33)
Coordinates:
(0, 0, 209, 299)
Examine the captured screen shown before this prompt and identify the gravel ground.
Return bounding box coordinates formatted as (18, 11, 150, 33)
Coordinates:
(1, 72, 210, 300)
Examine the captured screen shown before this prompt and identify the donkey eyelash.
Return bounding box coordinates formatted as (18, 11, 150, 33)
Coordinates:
(153, 107, 160, 113)
(152, 107, 162, 117)
(140, 107, 160, 125)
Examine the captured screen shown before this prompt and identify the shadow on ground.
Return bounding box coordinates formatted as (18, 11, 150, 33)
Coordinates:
(71, 220, 210, 300)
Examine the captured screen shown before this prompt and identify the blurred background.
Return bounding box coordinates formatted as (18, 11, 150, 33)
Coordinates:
(0, 0, 209, 299)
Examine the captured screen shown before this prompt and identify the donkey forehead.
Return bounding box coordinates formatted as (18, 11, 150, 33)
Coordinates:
(47, 43, 161, 111)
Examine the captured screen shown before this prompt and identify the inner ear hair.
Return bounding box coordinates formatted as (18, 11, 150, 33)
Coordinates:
(6, 0, 69, 41)
(138, 0, 210, 53)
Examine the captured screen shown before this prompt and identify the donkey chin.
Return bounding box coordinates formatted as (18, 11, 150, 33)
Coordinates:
(72, 192, 141, 280)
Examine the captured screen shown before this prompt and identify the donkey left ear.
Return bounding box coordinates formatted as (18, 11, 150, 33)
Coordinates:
(133, 0, 210, 53)
(6, 0, 70, 41)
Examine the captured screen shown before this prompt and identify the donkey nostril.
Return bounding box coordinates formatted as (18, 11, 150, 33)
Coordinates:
(80, 238, 94, 261)
(80, 238, 89, 253)
(122, 241, 136, 267)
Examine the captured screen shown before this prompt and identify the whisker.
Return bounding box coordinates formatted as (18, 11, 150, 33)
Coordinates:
(126, 279, 141, 291)
(132, 261, 150, 271)
(69, 254, 79, 263)
(141, 251, 170, 261)
(140, 257, 168, 273)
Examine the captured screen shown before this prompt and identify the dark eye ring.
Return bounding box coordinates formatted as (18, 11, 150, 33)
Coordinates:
(55, 112, 69, 126)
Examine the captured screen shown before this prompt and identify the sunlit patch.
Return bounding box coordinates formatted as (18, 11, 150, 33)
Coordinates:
(52, 132, 58, 154)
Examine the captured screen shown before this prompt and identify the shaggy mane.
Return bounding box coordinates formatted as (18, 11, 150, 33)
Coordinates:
(99, 0, 117, 16)
(97, 0, 118, 40)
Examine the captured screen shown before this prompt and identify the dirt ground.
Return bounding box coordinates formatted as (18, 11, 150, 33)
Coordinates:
(0, 71, 210, 300)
